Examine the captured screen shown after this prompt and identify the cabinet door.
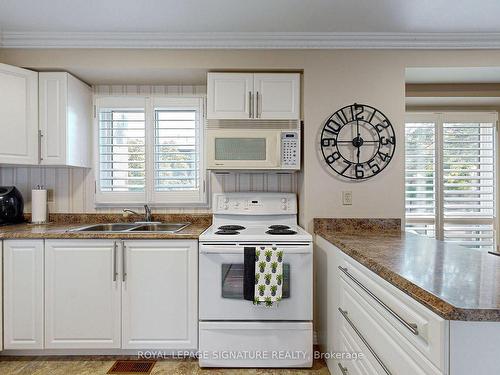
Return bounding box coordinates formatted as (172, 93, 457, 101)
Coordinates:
(44, 240, 121, 349)
(66, 74, 92, 167)
(207, 73, 253, 119)
(0, 241, 3, 352)
(254, 73, 300, 119)
(0, 63, 38, 165)
(122, 240, 198, 349)
(39, 72, 92, 167)
(3, 240, 44, 349)
(39, 72, 67, 165)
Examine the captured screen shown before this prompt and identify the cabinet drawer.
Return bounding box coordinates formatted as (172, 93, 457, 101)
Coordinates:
(338, 255, 446, 371)
(339, 278, 443, 375)
(337, 323, 382, 375)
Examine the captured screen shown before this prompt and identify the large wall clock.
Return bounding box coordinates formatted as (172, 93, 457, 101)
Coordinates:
(320, 103, 396, 180)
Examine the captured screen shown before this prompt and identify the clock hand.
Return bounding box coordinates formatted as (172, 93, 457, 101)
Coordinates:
(357, 145, 360, 164)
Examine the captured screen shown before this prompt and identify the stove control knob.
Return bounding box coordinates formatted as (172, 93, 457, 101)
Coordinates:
(224, 204, 229, 210)
(281, 198, 287, 203)
(282, 204, 287, 210)
(224, 198, 229, 203)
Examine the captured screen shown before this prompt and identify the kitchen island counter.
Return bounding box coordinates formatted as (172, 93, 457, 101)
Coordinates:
(314, 218, 500, 321)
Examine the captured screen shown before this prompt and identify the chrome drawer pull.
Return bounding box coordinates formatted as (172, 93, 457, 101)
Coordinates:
(338, 362, 349, 375)
(339, 308, 392, 375)
(338, 266, 419, 336)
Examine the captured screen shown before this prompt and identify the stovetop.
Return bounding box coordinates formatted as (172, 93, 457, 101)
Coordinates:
(200, 192, 312, 242)
(200, 224, 312, 242)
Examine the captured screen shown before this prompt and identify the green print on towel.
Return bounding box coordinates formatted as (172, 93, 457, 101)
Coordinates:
(253, 247, 283, 307)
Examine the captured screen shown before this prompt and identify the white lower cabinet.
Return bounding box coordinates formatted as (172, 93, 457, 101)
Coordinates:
(316, 236, 448, 375)
(2, 239, 198, 352)
(0, 241, 3, 352)
(44, 240, 121, 349)
(337, 278, 442, 374)
(121, 240, 198, 350)
(3, 240, 44, 349)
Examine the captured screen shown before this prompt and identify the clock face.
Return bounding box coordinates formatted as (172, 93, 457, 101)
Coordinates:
(320, 103, 396, 180)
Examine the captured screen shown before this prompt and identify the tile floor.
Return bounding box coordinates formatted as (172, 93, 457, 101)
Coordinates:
(0, 356, 330, 375)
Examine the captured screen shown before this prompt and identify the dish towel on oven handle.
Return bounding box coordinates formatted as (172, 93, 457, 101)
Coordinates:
(254, 246, 283, 306)
(243, 247, 256, 301)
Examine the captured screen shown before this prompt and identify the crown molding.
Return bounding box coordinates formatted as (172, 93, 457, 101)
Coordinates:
(2, 31, 500, 49)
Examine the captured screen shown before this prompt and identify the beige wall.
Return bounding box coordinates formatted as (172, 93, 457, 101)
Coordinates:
(2, 49, 500, 230)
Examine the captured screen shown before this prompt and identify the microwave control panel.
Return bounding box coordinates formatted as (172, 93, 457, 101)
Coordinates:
(281, 131, 300, 169)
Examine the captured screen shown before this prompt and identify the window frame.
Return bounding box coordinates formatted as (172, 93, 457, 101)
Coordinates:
(405, 111, 498, 250)
(94, 95, 207, 207)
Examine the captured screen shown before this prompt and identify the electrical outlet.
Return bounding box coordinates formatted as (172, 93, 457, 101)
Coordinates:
(342, 191, 352, 206)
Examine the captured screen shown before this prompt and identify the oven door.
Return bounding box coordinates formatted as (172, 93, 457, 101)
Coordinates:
(206, 129, 280, 169)
(199, 243, 312, 321)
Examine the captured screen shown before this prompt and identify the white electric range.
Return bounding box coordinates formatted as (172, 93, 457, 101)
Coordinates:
(198, 192, 313, 368)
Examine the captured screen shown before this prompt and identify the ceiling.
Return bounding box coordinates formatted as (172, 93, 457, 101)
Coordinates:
(1, 0, 500, 34)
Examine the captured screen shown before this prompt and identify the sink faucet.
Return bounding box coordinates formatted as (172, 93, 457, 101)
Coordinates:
(123, 204, 153, 222)
(144, 204, 152, 222)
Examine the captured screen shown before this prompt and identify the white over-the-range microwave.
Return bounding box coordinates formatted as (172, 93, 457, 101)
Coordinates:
(206, 128, 300, 170)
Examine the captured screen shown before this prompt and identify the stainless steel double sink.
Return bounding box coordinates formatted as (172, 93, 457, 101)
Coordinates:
(68, 222, 190, 233)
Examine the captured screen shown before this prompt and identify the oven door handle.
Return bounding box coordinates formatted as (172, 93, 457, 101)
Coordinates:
(200, 249, 245, 254)
(200, 248, 311, 255)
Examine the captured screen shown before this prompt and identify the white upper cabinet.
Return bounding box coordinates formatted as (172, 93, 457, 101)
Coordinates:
(207, 72, 300, 120)
(207, 73, 253, 119)
(0, 63, 39, 165)
(253, 73, 300, 119)
(39, 72, 92, 167)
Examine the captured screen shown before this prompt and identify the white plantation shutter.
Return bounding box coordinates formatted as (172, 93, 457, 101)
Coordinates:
(95, 96, 206, 206)
(405, 112, 497, 251)
(96, 97, 147, 204)
(405, 117, 437, 237)
(443, 118, 495, 249)
(151, 97, 205, 204)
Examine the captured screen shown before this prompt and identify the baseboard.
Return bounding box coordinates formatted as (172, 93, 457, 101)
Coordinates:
(0, 349, 197, 356)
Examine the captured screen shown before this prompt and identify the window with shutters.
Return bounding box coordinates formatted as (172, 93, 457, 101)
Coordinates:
(405, 112, 497, 251)
(95, 96, 206, 206)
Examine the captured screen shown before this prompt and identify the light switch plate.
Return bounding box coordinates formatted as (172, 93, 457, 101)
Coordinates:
(342, 191, 352, 206)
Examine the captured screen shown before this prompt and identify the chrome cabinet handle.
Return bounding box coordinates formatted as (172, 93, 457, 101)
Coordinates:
(339, 308, 392, 375)
(338, 362, 349, 375)
(249, 91, 253, 118)
(122, 241, 127, 282)
(338, 266, 419, 336)
(113, 242, 117, 282)
(256, 91, 260, 118)
(38, 130, 43, 161)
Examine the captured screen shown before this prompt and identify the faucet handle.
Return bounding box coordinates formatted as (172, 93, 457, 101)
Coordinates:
(144, 204, 152, 221)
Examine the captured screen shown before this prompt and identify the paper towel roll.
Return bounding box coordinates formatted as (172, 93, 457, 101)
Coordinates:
(31, 189, 47, 224)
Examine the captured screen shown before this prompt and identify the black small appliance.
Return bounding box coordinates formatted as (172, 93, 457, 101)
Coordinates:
(0, 186, 24, 225)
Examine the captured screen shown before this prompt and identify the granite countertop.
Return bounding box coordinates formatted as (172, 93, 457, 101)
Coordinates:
(314, 218, 500, 322)
(0, 213, 211, 240)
